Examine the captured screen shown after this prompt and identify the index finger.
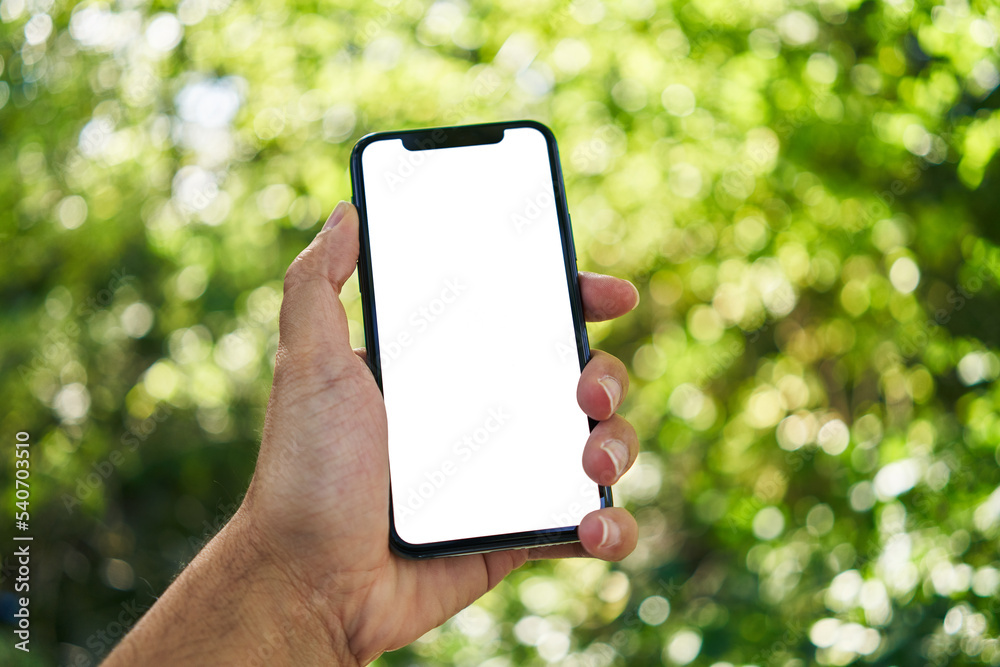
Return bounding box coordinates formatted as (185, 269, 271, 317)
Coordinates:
(579, 272, 640, 322)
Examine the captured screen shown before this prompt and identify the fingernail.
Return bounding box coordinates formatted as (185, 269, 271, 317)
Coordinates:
(599, 376, 622, 412)
(628, 281, 640, 310)
(324, 201, 349, 230)
(598, 515, 621, 549)
(600, 439, 629, 481)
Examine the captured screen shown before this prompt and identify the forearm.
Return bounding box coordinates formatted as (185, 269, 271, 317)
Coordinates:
(103, 509, 358, 666)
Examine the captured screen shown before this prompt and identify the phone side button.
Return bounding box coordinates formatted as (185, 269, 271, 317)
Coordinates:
(568, 214, 578, 263)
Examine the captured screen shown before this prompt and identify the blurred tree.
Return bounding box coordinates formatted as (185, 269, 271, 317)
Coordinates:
(2, 0, 1000, 665)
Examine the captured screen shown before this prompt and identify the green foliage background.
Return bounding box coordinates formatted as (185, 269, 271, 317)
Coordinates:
(3, 0, 1000, 664)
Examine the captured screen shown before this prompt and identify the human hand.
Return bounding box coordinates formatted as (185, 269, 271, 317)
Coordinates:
(105, 201, 641, 666)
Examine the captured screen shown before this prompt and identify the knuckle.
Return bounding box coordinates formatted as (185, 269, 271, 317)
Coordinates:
(283, 244, 325, 290)
(283, 255, 311, 290)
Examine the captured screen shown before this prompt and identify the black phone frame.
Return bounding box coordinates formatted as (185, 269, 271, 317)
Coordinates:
(350, 120, 612, 559)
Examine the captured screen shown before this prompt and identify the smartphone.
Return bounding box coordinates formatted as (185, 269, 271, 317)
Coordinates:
(350, 120, 611, 558)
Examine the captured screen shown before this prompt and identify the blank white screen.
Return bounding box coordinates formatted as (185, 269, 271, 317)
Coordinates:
(361, 127, 599, 546)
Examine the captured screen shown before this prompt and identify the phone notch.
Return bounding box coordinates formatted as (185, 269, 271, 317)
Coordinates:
(401, 125, 505, 152)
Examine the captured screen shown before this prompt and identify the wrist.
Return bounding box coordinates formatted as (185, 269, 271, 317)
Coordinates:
(105, 506, 359, 666)
(216, 507, 361, 666)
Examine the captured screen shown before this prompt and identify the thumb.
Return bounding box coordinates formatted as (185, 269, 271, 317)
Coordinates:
(276, 201, 360, 361)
